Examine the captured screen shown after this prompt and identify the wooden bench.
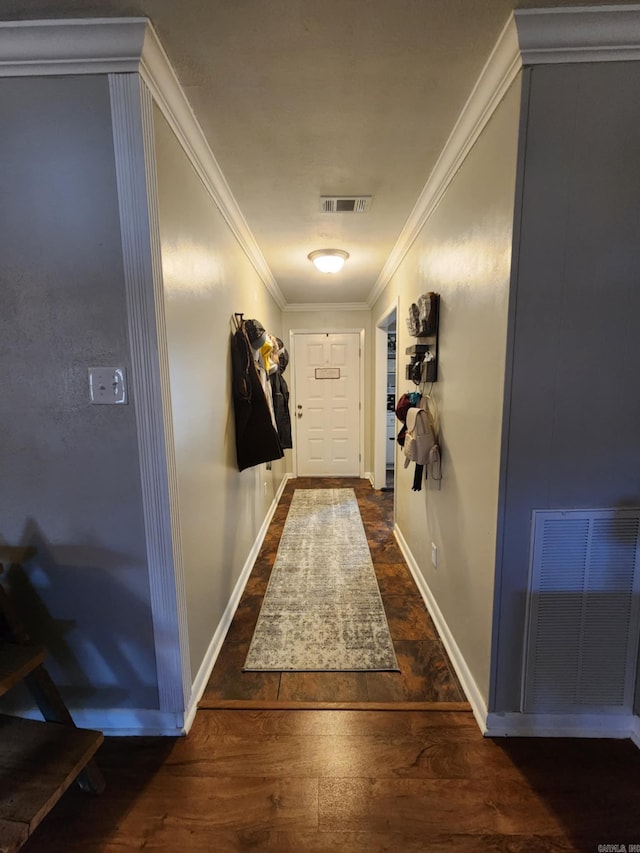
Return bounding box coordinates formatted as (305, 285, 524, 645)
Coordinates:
(0, 549, 104, 852)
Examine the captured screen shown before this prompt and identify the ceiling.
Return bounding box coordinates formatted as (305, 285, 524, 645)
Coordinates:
(0, 0, 630, 305)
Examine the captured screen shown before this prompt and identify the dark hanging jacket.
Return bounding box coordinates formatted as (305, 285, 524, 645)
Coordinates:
(230, 328, 283, 471)
(270, 369, 292, 449)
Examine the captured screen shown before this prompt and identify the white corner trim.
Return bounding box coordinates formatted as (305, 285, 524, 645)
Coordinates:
(515, 5, 640, 65)
(283, 302, 370, 313)
(485, 711, 638, 741)
(109, 73, 191, 715)
(183, 472, 293, 732)
(367, 15, 521, 306)
(360, 330, 366, 479)
(0, 17, 285, 311)
(394, 523, 488, 732)
(0, 17, 148, 76)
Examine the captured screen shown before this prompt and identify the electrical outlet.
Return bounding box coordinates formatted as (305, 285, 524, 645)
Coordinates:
(431, 542, 438, 568)
(88, 367, 127, 404)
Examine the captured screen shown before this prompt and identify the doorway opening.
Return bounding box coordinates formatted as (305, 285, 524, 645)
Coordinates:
(374, 304, 398, 491)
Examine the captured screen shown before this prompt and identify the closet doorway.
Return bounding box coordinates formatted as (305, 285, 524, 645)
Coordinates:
(374, 304, 398, 491)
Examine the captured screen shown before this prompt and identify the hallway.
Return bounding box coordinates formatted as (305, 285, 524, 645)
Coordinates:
(201, 477, 466, 707)
(17, 483, 640, 851)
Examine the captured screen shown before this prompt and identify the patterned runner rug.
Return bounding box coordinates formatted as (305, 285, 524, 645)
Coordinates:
(244, 488, 399, 671)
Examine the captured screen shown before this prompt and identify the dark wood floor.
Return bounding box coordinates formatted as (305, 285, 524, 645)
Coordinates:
(23, 707, 640, 851)
(200, 477, 466, 707)
(20, 478, 640, 851)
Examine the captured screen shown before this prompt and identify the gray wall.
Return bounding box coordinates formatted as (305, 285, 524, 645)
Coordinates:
(491, 63, 640, 712)
(153, 107, 288, 684)
(0, 76, 157, 711)
(372, 79, 522, 705)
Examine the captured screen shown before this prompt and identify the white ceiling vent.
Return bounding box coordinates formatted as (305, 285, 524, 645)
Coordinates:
(320, 196, 372, 214)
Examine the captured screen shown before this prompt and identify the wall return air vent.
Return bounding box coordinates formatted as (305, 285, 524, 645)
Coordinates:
(320, 196, 372, 213)
(522, 508, 640, 715)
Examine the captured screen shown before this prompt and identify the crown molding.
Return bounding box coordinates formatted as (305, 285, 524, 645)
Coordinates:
(367, 14, 521, 307)
(515, 5, 640, 65)
(0, 17, 286, 310)
(0, 17, 148, 75)
(4, 10, 640, 313)
(137, 24, 286, 309)
(368, 3, 640, 308)
(283, 302, 370, 313)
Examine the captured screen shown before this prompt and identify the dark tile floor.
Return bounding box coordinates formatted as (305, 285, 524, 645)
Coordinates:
(200, 477, 467, 706)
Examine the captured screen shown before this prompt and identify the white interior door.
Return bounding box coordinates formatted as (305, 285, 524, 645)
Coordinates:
(293, 332, 361, 476)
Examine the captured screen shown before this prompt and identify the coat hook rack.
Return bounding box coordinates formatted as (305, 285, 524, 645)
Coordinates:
(405, 293, 439, 384)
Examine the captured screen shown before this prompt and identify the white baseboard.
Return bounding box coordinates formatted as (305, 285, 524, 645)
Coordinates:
(73, 708, 186, 736)
(16, 706, 186, 737)
(182, 472, 293, 732)
(486, 711, 638, 741)
(392, 529, 640, 749)
(392, 528, 640, 748)
(365, 471, 375, 487)
(394, 524, 488, 731)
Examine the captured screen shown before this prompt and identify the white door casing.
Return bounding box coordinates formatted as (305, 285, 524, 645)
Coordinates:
(292, 332, 361, 477)
(374, 301, 398, 489)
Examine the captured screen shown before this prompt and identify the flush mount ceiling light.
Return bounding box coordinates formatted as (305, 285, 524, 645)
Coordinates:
(307, 249, 350, 274)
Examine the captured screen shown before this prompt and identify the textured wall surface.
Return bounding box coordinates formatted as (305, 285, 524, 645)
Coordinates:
(373, 80, 522, 705)
(0, 75, 157, 711)
(153, 107, 287, 683)
(492, 62, 640, 713)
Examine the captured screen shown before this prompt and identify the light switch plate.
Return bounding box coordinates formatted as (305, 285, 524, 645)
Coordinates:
(88, 367, 127, 404)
